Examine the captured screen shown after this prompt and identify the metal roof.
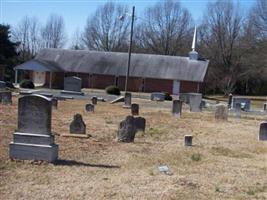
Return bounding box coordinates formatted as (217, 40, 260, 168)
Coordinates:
(14, 59, 63, 72)
(16, 48, 209, 82)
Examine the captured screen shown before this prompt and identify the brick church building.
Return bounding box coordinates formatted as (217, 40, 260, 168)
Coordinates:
(14, 29, 209, 95)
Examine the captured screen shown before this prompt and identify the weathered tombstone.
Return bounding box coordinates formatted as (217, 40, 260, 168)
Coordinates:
(61, 76, 84, 95)
(184, 135, 193, 146)
(91, 96, 97, 105)
(151, 92, 165, 101)
(228, 93, 233, 109)
(85, 104, 94, 112)
(131, 103, 139, 115)
(231, 97, 251, 111)
(189, 93, 202, 112)
(1, 91, 12, 105)
(215, 104, 228, 121)
(259, 122, 267, 141)
(9, 95, 58, 162)
(123, 92, 131, 108)
(200, 100, 206, 109)
(135, 117, 146, 132)
(70, 114, 86, 134)
(172, 100, 182, 117)
(117, 116, 136, 142)
(235, 103, 241, 118)
(263, 103, 267, 111)
(52, 98, 58, 109)
(0, 81, 6, 89)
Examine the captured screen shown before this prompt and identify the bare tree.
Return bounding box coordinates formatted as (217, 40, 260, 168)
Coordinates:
(83, 2, 130, 51)
(136, 0, 192, 56)
(41, 14, 67, 48)
(12, 16, 41, 60)
(199, 1, 244, 94)
(251, 0, 267, 37)
(70, 28, 85, 50)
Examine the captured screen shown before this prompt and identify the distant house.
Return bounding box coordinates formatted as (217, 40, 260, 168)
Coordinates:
(14, 29, 209, 94)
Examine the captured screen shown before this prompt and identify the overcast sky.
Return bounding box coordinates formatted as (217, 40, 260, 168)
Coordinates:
(1, 0, 256, 41)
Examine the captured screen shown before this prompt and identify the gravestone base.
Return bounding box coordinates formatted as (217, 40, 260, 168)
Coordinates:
(61, 90, 84, 96)
(9, 142, 58, 163)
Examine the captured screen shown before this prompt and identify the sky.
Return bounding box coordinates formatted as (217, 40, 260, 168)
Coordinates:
(0, 0, 256, 45)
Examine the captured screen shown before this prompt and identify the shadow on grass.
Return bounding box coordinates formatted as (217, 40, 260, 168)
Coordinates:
(54, 159, 121, 169)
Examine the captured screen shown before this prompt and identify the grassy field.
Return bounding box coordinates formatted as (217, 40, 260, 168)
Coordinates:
(0, 97, 267, 199)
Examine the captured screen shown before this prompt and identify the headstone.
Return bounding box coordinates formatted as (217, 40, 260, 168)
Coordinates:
(151, 92, 165, 101)
(52, 98, 58, 109)
(1, 91, 12, 105)
(263, 103, 267, 111)
(117, 116, 136, 142)
(179, 93, 190, 104)
(172, 100, 182, 117)
(259, 122, 267, 141)
(91, 96, 97, 105)
(231, 97, 251, 111)
(134, 117, 146, 132)
(200, 100, 206, 109)
(70, 114, 86, 134)
(215, 104, 228, 121)
(184, 135, 193, 146)
(189, 93, 202, 112)
(235, 103, 241, 118)
(0, 81, 6, 89)
(85, 104, 94, 112)
(123, 92, 131, 108)
(9, 95, 58, 162)
(228, 93, 233, 108)
(19, 90, 33, 96)
(131, 103, 139, 115)
(61, 76, 84, 95)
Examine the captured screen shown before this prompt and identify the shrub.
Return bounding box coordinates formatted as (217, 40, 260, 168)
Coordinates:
(163, 92, 172, 101)
(105, 85, 120, 95)
(19, 79, 35, 89)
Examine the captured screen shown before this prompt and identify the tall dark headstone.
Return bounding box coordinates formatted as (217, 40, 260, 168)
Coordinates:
(9, 95, 58, 162)
(228, 93, 233, 109)
(85, 104, 94, 112)
(259, 122, 267, 141)
(184, 135, 193, 146)
(131, 103, 139, 115)
(70, 114, 86, 134)
(235, 103, 241, 118)
(172, 100, 182, 117)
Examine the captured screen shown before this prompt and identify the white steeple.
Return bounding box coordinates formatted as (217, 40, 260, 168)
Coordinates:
(189, 26, 198, 60)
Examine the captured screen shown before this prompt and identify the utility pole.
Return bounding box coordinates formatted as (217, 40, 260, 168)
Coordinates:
(124, 6, 135, 94)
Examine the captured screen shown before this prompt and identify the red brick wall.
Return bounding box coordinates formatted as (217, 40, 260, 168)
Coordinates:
(45, 72, 64, 89)
(145, 78, 173, 94)
(77, 73, 89, 88)
(180, 81, 199, 93)
(91, 74, 115, 89)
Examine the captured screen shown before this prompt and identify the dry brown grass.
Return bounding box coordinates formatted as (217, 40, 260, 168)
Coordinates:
(0, 97, 267, 200)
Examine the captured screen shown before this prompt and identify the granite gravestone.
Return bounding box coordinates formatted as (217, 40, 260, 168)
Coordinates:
(123, 92, 132, 108)
(263, 103, 267, 111)
(70, 114, 86, 134)
(135, 117, 146, 132)
(228, 93, 233, 108)
(235, 103, 241, 118)
(61, 76, 84, 95)
(151, 92, 165, 101)
(9, 95, 58, 162)
(131, 103, 139, 115)
(184, 135, 193, 146)
(1, 91, 12, 105)
(85, 104, 94, 112)
(259, 122, 267, 141)
(189, 93, 202, 112)
(172, 100, 182, 117)
(117, 116, 136, 142)
(91, 96, 97, 105)
(215, 104, 228, 121)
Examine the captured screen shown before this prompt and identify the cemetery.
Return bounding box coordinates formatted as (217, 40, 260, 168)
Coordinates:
(0, 89, 266, 199)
